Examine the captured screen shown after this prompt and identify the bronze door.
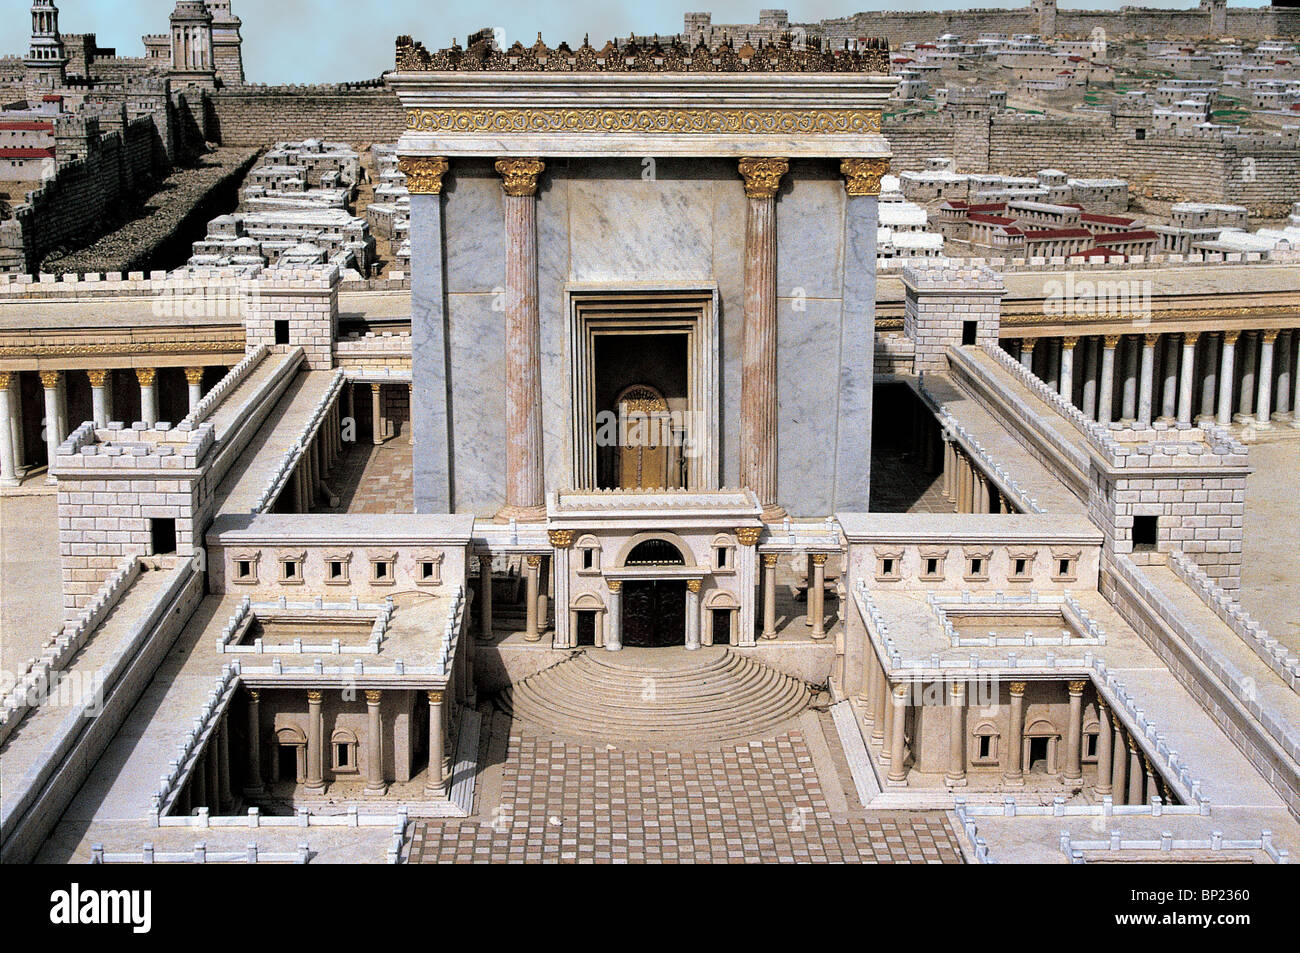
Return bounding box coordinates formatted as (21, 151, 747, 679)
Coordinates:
(622, 580, 687, 647)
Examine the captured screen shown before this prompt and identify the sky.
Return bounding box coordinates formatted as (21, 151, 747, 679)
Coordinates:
(29, 0, 1278, 85)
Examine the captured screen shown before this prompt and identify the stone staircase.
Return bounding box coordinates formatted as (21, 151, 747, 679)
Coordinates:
(496, 647, 814, 748)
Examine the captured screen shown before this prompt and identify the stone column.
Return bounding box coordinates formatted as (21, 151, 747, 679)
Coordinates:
(371, 384, 384, 445)
(1177, 333, 1198, 425)
(946, 681, 967, 787)
(1218, 331, 1239, 426)
(870, 663, 887, 746)
(0, 373, 18, 488)
(1127, 740, 1143, 805)
(761, 552, 779, 640)
(1256, 330, 1278, 427)
(1081, 336, 1098, 419)
(975, 470, 991, 514)
(605, 581, 623, 652)
(738, 157, 788, 522)
(1064, 680, 1085, 785)
(185, 367, 204, 412)
(1111, 716, 1128, 805)
(1095, 699, 1113, 797)
(1198, 333, 1219, 424)
(1137, 333, 1157, 426)
(136, 367, 158, 427)
(1045, 338, 1060, 390)
(1059, 336, 1077, 403)
(495, 157, 547, 522)
(365, 690, 386, 796)
(1107, 722, 1128, 800)
(1237, 331, 1256, 419)
(1020, 338, 1036, 372)
(1004, 682, 1026, 787)
(1121, 337, 1138, 422)
(245, 689, 263, 795)
(217, 714, 233, 810)
(477, 555, 494, 642)
(1159, 334, 1178, 422)
(685, 580, 702, 651)
(1098, 335, 1118, 426)
(424, 690, 445, 795)
(40, 370, 63, 483)
(1293, 330, 1300, 430)
(887, 683, 908, 785)
(87, 369, 110, 427)
(524, 555, 542, 642)
(941, 435, 954, 500)
(305, 690, 325, 793)
(1275, 331, 1291, 419)
(809, 554, 828, 640)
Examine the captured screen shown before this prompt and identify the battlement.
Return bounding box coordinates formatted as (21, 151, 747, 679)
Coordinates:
(56, 420, 217, 472)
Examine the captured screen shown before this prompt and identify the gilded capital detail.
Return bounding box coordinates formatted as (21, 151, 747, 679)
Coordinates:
(86, 369, 109, 387)
(735, 527, 762, 547)
(365, 690, 382, 704)
(398, 155, 450, 194)
(494, 157, 546, 196)
(548, 529, 575, 549)
(840, 157, 889, 196)
(737, 157, 788, 199)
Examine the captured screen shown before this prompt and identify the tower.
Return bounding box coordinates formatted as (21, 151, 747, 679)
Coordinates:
(24, 0, 68, 95)
(203, 0, 245, 86)
(168, 1, 217, 87)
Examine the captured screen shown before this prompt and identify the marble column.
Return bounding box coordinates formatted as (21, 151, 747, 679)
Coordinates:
(1159, 334, 1178, 422)
(217, 715, 233, 810)
(495, 157, 547, 522)
(1095, 699, 1113, 797)
(1121, 337, 1139, 422)
(946, 681, 967, 788)
(1237, 331, 1256, 419)
(245, 689, 263, 795)
(87, 369, 110, 427)
(887, 683, 908, 785)
(941, 436, 954, 500)
(1064, 680, 1085, 784)
(870, 663, 887, 745)
(371, 384, 384, 445)
(1256, 330, 1278, 427)
(40, 370, 63, 483)
(1020, 338, 1036, 372)
(1198, 333, 1220, 424)
(1004, 682, 1026, 787)
(424, 690, 445, 795)
(365, 690, 386, 796)
(206, 737, 220, 810)
(136, 367, 158, 427)
(738, 157, 788, 522)
(761, 552, 779, 640)
(1275, 331, 1291, 419)
(399, 155, 453, 513)
(1059, 336, 1077, 403)
(1177, 333, 1198, 425)
(1081, 336, 1099, 419)
(524, 554, 542, 643)
(1127, 741, 1143, 805)
(185, 367, 204, 413)
(0, 373, 18, 488)
(1218, 331, 1239, 426)
(477, 555, 494, 642)
(605, 581, 623, 652)
(1111, 717, 1128, 805)
(1137, 334, 1157, 426)
(1293, 331, 1300, 430)
(305, 690, 325, 793)
(685, 580, 702, 651)
(1098, 335, 1118, 425)
(810, 554, 828, 640)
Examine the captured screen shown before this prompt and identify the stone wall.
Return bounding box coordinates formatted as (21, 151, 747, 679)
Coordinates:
(243, 267, 341, 371)
(903, 263, 1004, 373)
(206, 84, 406, 147)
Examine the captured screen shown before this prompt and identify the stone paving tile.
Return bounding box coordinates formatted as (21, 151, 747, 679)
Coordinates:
(319, 440, 413, 514)
(409, 732, 964, 864)
(870, 448, 952, 514)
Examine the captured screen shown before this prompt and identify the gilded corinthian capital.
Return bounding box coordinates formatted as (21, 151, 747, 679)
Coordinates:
(737, 157, 789, 199)
(398, 155, 450, 194)
(494, 157, 546, 196)
(840, 157, 889, 196)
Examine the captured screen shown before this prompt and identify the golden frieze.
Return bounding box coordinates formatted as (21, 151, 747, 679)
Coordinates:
(407, 107, 882, 137)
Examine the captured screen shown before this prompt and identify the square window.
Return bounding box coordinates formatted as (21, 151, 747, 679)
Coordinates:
(1058, 558, 1071, 576)
(1014, 558, 1028, 576)
(1133, 516, 1158, 552)
(326, 560, 348, 584)
(971, 558, 982, 575)
(962, 320, 978, 346)
(150, 518, 177, 555)
(420, 561, 437, 581)
(883, 557, 894, 575)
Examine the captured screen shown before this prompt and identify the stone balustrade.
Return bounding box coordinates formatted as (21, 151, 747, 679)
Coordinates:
(182, 344, 268, 428)
(214, 596, 395, 656)
(1059, 829, 1289, 864)
(90, 843, 311, 864)
(251, 369, 345, 514)
(155, 664, 241, 819)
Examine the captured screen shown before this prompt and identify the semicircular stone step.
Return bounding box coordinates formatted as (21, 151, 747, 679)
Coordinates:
(495, 647, 814, 748)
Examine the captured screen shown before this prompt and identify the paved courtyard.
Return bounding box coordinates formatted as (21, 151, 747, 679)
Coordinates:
(1240, 436, 1300, 654)
(319, 439, 414, 514)
(0, 493, 62, 675)
(409, 726, 965, 863)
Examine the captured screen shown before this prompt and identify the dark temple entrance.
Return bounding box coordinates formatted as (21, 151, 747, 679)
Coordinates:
(622, 580, 687, 647)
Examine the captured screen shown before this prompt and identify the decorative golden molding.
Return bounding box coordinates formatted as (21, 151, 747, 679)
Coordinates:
(494, 157, 546, 196)
(735, 526, 762, 546)
(135, 367, 157, 386)
(1005, 304, 1300, 329)
(86, 369, 110, 387)
(184, 366, 205, 385)
(548, 529, 575, 549)
(398, 155, 450, 194)
(840, 157, 889, 196)
(39, 370, 60, 388)
(737, 157, 788, 199)
(408, 107, 882, 136)
(0, 339, 242, 359)
(1068, 680, 1088, 694)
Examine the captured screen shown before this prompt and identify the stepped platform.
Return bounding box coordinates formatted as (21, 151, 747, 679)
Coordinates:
(496, 647, 815, 749)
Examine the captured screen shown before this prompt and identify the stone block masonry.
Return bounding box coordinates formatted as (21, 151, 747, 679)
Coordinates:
(903, 264, 1004, 374)
(242, 266, 341, 371)
(207, 85, 406, 148)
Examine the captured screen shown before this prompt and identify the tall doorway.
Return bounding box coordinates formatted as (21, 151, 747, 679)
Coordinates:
(594, 332, 689, 489)
(623, 580, 687, 647)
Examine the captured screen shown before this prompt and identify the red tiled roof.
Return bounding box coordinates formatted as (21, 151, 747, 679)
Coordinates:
(1092, 229, 1159, 242)
(1081, 213, 1138, 226)
(1070, 246, 1125, 259)
(969, 213, 1017, 225)
(0, 121, 53, 132)
(968, 202, 1007, 213)
(1022, 227, 1093, 240)
(41, 94, 62, 103)
(0, 147, 53, 158)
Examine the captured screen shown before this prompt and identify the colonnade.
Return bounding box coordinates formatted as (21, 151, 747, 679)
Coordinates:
(758, 550, 833, 642)
(174, 706, 235, 817)
(0, 365, 219, 487)
(1013, 329, 1300, 429)
(285, 395, 345, 513)
(1101, 703, 1169, 807)
(941, 435, 1017, 514)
